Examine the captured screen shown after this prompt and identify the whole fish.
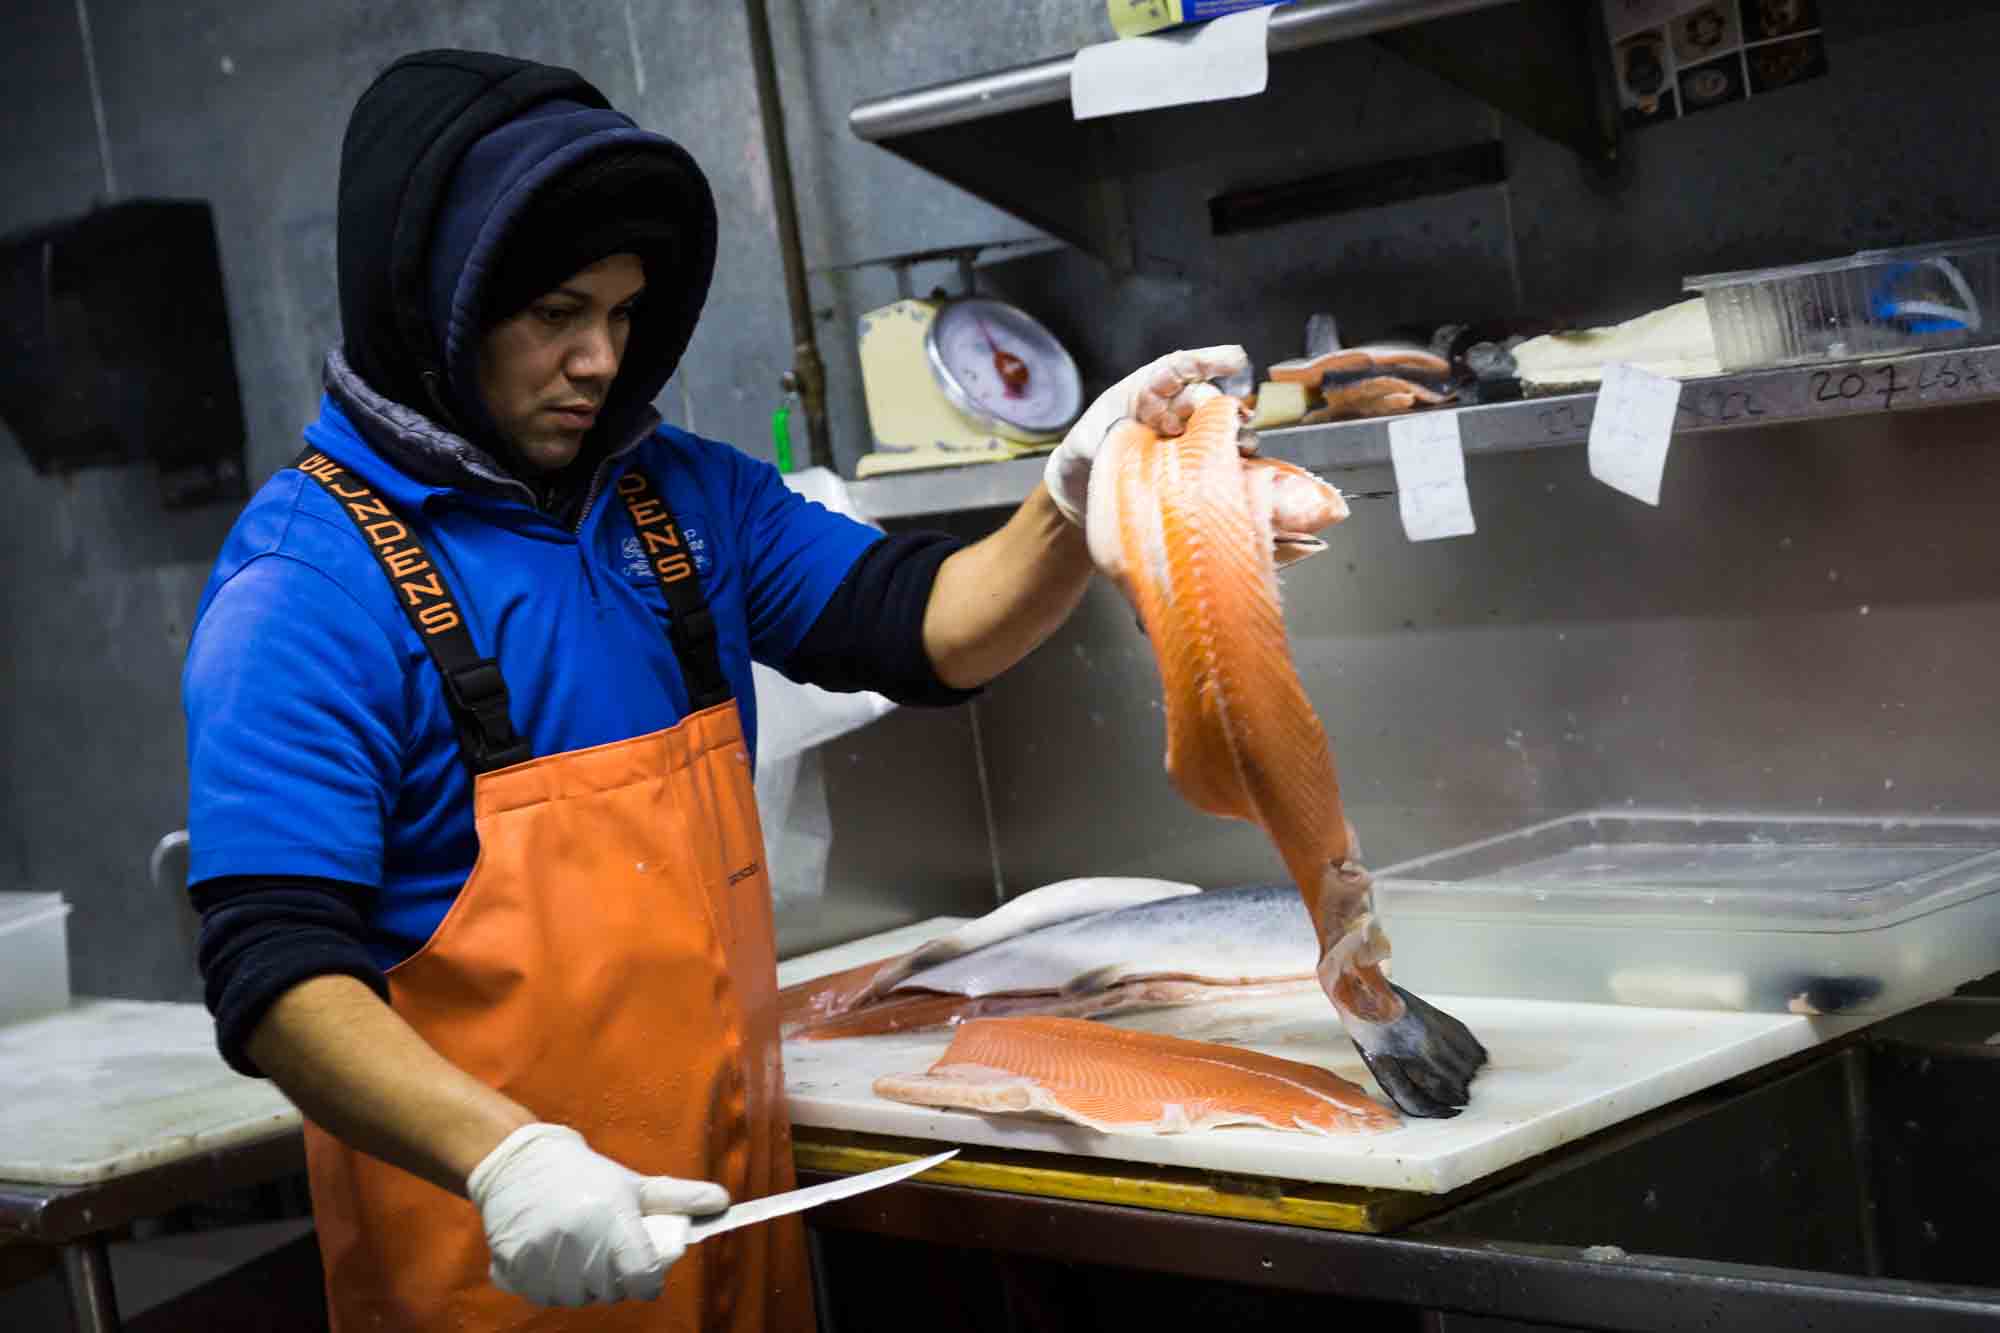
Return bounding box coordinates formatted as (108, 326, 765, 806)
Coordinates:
(1085, 389, 1486, 1117)
(786, 884, 1317, 1042)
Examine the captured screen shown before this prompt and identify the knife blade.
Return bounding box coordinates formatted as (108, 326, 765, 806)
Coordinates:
(643, 1149, 958, 1253)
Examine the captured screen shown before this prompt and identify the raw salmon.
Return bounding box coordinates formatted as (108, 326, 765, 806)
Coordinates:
(794, 977, 1316, 1042)
(1270, 345, 1451, 388)
(779, 877, 1201, 1036)
(873, 1016, 1397, 1135)
(1301, 375, 1453, 423)
(787, 884, 1322, 1041)
(1085, 390, 1487, 1117)
(1272, 324, 1456, 424)
(1269, 349, 1377, 384)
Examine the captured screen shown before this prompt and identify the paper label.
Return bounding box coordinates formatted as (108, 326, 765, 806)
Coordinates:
(1588, 362, 1682, 506)
(1388, 412, 1476, 541)
(1071, 6, 1272, 120)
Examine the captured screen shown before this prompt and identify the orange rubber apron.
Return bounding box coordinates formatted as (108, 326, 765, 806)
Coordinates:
(295, 453, 812, 1331)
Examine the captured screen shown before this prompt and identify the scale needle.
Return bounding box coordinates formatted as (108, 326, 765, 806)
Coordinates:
(976, 315, 1031, 398)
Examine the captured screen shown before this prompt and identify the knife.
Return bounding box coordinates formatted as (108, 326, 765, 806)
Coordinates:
(643, 1149, 958, 1253)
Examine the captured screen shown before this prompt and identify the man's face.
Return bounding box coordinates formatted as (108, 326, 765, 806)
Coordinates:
(477, 252, 645, 472)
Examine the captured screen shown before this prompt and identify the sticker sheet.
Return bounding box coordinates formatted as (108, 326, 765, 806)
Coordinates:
(1603, 0, 1827, 130)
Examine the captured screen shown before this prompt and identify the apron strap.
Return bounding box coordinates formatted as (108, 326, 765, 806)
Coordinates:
(294, 448, 534, 776)
(293, 448, 734, 774)
(612, 466, 733, 712)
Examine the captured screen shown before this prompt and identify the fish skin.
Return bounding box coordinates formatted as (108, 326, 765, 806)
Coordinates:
(1269, 350, 1376, 384)
(1270, 346, 1453, 391)
(873, 1015, 1399, 1136)
(788, 885, 1321, 1041)
(779, 877, 1201, 1035)
(1090, 393, 1487, 1118)
(894, 883, 1313, 1000)
(1335, 345, 1453, 380)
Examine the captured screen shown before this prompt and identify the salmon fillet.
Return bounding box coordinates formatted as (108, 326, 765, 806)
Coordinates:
(1268, 349, 1376, 384)
(1086, 391, 1487, 1118)
(1087, 394, 1359, 937)
(1300, 376, 1454, 423)
(873, 1016, 1397, 1135)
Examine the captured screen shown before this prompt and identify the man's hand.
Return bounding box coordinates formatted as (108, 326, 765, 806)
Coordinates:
(467, 1122, 729, 1307)
(1043, 345, 1253, 528)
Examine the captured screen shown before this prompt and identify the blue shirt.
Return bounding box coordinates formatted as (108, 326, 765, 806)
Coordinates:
(183, 396, 879, 968)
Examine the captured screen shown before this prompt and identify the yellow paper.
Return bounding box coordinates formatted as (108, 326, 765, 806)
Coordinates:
(1108, 0, 1184, 39)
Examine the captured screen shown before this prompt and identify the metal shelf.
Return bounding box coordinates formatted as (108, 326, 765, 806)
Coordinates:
(846, 344, 2000, 521)
(846, 0, 1615, 266)
(849, 0, 1520, 142)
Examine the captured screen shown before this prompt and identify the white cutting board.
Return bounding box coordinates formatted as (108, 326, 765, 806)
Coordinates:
(0, 1000, 301, 1186)
(781, 918, 1883, 1195)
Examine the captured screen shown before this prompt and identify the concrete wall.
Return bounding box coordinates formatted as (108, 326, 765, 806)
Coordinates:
(0, 0, 1045, 994)
(979, 403, 2000, 892)
(948, 1, 2000, 889)
(3, 0, 1998, 999)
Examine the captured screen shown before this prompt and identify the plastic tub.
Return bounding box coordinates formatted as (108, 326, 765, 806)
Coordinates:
(1374, 812, 2000, 1015)
(1684, 236, 2000, 370)
(0, 893, 72, 1025)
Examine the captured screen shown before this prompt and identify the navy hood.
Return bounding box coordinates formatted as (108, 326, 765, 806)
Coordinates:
(335, 49, 718, 469)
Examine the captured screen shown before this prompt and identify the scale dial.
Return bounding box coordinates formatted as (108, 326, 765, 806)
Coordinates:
(925, 296, 1083, 443)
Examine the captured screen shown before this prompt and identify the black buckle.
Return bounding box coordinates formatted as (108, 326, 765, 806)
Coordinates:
(444, 660, 508, 710)
(443, 659, 531, 770)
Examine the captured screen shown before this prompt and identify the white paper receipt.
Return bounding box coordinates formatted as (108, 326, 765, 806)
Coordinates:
(1588, 362, 1682, 505)
(1070, 7, 1273, 121)
(1388, 412, 1476, 541)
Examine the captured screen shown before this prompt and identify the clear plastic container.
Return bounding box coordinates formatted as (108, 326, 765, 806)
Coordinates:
(0, 892, 72, 1025)
(1684, 236, 2000, 370)
(1374, 812, 2000, 1015)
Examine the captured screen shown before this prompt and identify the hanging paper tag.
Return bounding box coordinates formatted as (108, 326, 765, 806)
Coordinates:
(1588, 362, 1681, 505)
(1071, 6, 1272, 120)
(1388, 412, 1476, 541)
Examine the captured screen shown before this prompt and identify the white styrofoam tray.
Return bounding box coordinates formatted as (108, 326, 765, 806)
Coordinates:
(1, 1000, 300, 1186)
(779, 917, 1885, 1195)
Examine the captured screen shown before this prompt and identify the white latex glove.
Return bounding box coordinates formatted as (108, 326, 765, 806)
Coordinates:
(467, 1122, 729, 1308)
(1043, 345, 1254, 528)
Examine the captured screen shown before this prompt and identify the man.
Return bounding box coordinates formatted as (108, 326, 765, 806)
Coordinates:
(183, 48, 1245, 1332)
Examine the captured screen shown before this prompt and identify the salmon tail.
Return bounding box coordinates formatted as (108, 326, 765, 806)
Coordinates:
(1310, 860, 1487, 1118)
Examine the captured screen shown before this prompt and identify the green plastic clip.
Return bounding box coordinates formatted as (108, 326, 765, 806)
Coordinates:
(771, 401, 795, 474)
